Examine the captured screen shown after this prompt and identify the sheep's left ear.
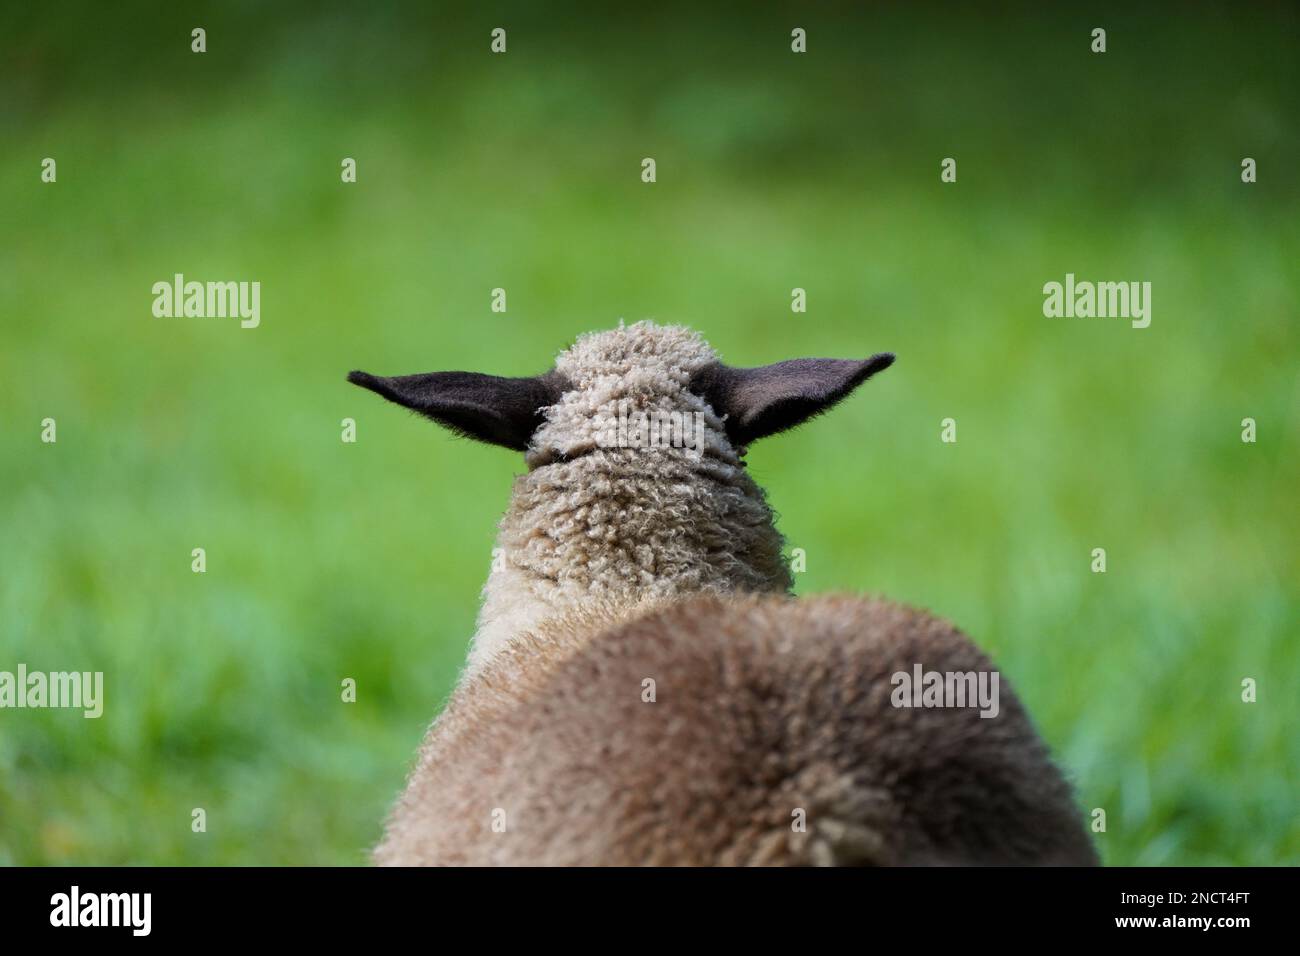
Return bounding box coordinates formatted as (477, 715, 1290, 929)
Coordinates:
(692, 354, 895, 446)
(347, 369, 565, 451)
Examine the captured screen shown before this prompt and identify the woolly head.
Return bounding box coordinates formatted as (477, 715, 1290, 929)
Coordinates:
(347, 320, 894, 465)
(350, 321, 894, 667)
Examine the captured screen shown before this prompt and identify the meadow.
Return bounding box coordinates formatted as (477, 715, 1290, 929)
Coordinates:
(1, 2, 1296, 865)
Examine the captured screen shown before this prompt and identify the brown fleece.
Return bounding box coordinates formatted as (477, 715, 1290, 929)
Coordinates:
(375, 594, 1098, 866)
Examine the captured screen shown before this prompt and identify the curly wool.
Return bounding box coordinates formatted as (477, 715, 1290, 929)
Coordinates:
(528, 322, 729, 459)
(469, 322, 791, 673)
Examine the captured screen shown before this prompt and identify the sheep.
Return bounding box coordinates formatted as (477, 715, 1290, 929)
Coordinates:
(349, 321, 1098, 866)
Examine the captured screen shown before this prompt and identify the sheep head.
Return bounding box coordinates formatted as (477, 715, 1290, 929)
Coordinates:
(347, 321, 894, 461)
(349, 321, 894, 669)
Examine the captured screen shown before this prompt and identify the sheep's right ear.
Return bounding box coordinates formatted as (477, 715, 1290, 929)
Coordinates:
(347, 369, 565, 451)
(692, 354, 895, 446)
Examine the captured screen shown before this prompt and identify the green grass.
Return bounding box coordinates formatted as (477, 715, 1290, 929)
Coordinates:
(1, 2, 1296, 865)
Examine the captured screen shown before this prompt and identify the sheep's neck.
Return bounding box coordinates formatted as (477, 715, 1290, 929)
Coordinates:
(467, 453, 792, 674)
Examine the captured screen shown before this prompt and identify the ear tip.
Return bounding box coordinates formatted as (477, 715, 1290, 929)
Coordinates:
(867, 352, 896, 370)
(347, 370, 378, 387)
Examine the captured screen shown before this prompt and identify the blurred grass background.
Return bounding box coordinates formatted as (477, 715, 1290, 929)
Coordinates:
(1, 1, 1296, 865)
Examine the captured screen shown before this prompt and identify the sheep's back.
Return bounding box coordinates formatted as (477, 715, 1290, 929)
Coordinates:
(374, 594, 1097, 866)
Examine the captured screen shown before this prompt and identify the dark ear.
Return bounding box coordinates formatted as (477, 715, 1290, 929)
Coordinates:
(347, 369, 565, 451)
(691, 354, 894, 446)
